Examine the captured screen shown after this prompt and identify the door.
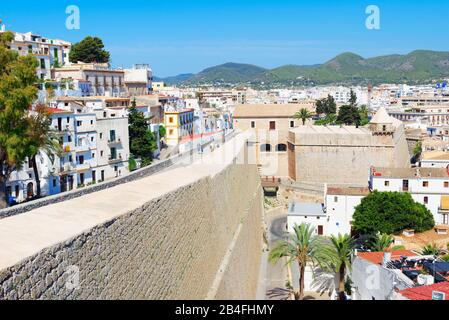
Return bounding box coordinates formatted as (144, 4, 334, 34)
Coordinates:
(403, 180, 409, 192)
(92, 171, 96, 183)
(26, 182, 34, 199)
(101, 170, 105, 182)
(317, 225, 324, 236)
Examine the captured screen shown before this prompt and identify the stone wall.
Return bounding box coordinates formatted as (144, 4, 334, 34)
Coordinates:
(0, 133, 264, 300)
(0, 131, 235, 220)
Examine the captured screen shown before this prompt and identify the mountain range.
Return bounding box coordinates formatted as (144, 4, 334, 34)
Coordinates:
(156, 50, 449, 87)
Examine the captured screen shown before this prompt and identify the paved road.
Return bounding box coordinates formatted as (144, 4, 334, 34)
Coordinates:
(263, 213, 292, 300)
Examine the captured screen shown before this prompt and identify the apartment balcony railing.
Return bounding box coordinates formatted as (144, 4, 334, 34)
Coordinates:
(76, 162, 91, 172)
(108, 137, 122, 145)
(75, 144, 91, 153)
(108, 155, 123, 164)
(59, 163, 76, 175)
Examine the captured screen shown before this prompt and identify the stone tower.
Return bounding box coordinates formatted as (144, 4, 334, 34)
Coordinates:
(369, 107, 394, 135)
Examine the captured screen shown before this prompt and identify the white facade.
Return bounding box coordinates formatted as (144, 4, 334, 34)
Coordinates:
(325, 193, 365, 236)
(1, 29, 71, 81)
(124, 64, 153, 96)
(371, 167, 449, 225)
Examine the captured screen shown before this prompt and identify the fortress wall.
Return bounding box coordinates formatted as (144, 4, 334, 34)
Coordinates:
(0, 133, 264, 300)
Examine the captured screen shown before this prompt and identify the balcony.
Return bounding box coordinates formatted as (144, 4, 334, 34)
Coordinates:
(108, 137, 122, 145)
(76, 162, 91, 172)
(108, 154, 123, 164)
(59, 163, 76, 175)
(75, 144, 91, 153)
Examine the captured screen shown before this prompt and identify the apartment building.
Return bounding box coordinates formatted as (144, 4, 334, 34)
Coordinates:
(389, 105, 449, 127)
(370, 167, 449, 225)
(1, 28, 71, 80)
(124, 64, 153, 96)
(164, 109, 195, 146)
(53, 63, 126, 97)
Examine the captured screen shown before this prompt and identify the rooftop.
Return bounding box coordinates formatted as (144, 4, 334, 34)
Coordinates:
(372, 167, 449, 179)
(422, 151, 449, 161)
(326, 186, 370, 196)
(399, 282, 449, 300)
(233, 103, 313, 118)
(290, 125, 371, 135)
(357, 250, 417, 265)
(288, 202, 325, 217)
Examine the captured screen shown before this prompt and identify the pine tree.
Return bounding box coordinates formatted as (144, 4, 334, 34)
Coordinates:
(128, 99, 157, 167)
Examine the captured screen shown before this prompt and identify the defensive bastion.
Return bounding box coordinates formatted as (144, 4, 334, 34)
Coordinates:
(0, 132, 264, 300)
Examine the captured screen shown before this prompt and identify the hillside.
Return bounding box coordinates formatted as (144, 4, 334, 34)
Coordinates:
(157, 50, 449, 87)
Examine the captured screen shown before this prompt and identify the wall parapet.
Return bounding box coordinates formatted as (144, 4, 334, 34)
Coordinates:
(0, 132, 264, 300)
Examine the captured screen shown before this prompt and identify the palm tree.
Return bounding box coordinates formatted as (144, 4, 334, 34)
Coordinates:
(368, 233, 394, 252)
(269, 223, 322, 300)
(421, 243, 442, 256)
(27, 105, 62, 197)
(318, 234, 354, 300)
(295, 108, 313, 126)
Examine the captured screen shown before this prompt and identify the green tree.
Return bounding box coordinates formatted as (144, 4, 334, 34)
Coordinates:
(315, 113, 337, 126)
(318, 234, 354, 300)
(0, 31, 39, 208)
(69, 36, 110, 64)
(128, 99, 157, 166)
(159, 124, 166, 138)
(349, 89, 357, 108)
(353, 191, 435, 235)
(359, 105, 370, 126)
(337, 105, 361, 126)
(421, 243, 442, 256)
(294, 108, 313, 126)
(26, 105, 62, 197)
(413, 141, 423, 161)
(316, 95, 337, 116)
(269, 223, 323, 300)
(368, 233, 394, 252)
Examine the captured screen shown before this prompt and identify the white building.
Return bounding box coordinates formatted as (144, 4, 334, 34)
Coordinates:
(1, 27, 71, 81)
(287, 186, 370, 237)
(124, 64, 153, 96)
(371, 167, 449, 225)
(325, 186, 370, 236)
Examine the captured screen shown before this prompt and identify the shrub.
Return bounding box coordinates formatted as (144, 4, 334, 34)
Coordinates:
(392, 245, 406, 251)
(353, 191, 435, 235)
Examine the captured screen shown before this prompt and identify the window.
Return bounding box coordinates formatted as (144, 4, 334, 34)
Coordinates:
(53, 179, 57, 188)
(100, 151, 104, 157)
(67, 117, 70, 123)
(100, 133, 103, 139)
(260, 144, 272, 153)
(384, 181, 390, 187)
(169, 117, 174, 124)
(251, 121, 255, 129)
(423, 181, 429, 188)
(276, 144, 287, 152)
(91, 137, 94, 142)
(334, 196, 338, 203)
(169, 129, 174, 135)
(76, 121, 82, 127)
(290, 121, 295, 128)
(269, 121, 276, 130)
(424, 197, 429, 205)
(90, 120, 93, 125)
(444, 182, 449, 188)
(40, 58, 45, 69)
(68, 135, 72, 143)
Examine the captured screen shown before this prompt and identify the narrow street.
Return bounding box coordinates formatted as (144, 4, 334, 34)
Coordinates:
(257, 209, 291, 300)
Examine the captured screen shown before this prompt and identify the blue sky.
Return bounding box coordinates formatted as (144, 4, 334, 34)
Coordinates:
(1, 0, 448, 76)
